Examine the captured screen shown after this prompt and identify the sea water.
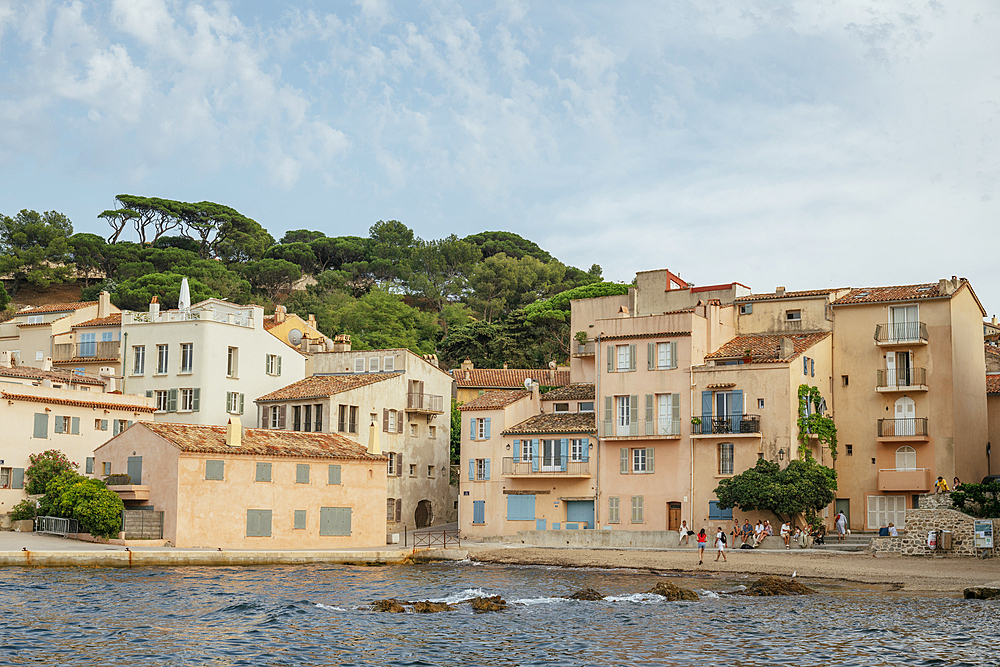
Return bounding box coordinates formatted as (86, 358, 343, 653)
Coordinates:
(0, 563, 996, 666)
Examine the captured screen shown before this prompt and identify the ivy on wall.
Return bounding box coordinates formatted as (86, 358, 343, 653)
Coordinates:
(797, 384, 838, 461)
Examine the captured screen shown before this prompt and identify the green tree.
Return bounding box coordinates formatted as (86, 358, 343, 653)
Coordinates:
(332, 288, 439, 353)
(280, 229, 326, 244)
(239, 259, 302, 301)
(437, 319, 516, 368)
(310, 236, 369, 272)
(451, 399, 462, 464)
(467, 253, 566, 322)
(25, 449, 79, 495)
(950, 480, 1000, 518)
(112, 272, 218, 310)
(214, 213, 274, 263)
(463, 231, 553, 262)
(714, 458, 837, 524)
(0, 283, 10, 311)
(368, 220, 416, 287)
(0, 209, 75, 294)
(407, 234, 482, 311)
(69, 233, 108, 285)
(153, 235, 201, 253)
(265, 242, 318, 275)
(180, 260, 252, 304)
(110, 195, 184, 245)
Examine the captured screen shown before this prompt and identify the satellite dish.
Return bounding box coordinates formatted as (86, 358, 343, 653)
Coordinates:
(524, 378, 532, 389)
(288, 329, 303, 346)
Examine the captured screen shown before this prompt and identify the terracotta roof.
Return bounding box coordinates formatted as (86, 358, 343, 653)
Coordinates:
(17, 301, 98, 314)
(256, 373, 400, 402)
(262, 315, 280, 331)
(135, 422, 384, 461)
(601, 331, 691, 342)
(989, 375, 1000, 394)
(541, 384, 595, 401)
(705, 332, 832, 363)
(738, 288, 847, 302)
(73, 313, 122, 328)
(832, 283, 953, 305)
(453, 368, 570, 388)
(502, 412, 596, 435)
(0, 365, 106, 386)
(457, 390, 531, 411)
(986, 344, 1000, 358)
(1, 391, 154, 412)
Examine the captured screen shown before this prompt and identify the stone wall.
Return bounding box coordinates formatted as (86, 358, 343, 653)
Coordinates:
(869, 508, 999, 557)
(916, 492, 954, 511)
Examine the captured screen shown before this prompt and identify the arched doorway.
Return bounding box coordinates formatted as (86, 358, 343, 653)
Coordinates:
(894, 396, 916, 436)
(895, 445, 916, 470)
(415, 500, 433, 528)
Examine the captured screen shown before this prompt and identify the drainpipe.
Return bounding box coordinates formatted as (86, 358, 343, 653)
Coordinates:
(594, 333, 601, 527)
(121, 331, 128, 394)
(690, 361, 696, 529)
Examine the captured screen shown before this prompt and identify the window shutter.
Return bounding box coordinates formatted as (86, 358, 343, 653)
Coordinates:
(226, 392, 233, 413)
(732, 390, 743, 415)
(484, 459, 491, 480)
(71, 417, 80, 435)
(383, 409, 390, 432)
(484, 418, 491, 439)
(531, 440, 539, 472)
(328, 464, 341, 485)
(513, 439, 520, 460)
(701, 391, 713, 434)
(296, 464, 310, 484)
(628, 344, 636, 371)
(604, 396, 612, 434)
(620, 448, 629, 474)
(671, 393, 681, 424)
(811, 358, 815, 377)
(645, 394, 654, 425)
(54, 416, 64, 434)
(278, 406, 286, 429)
(648, 342, 655, 370)
(669, 342, 677, 369)
(12, 468, 24, 489)
(560, 438, 568, 471)
(277, 356, 282, 375)
(192, 388, 200, 412)
(581, 438, 589, 462)
(607, 346, 614, 372)
(804, 357, 808, 375)
(101, 419, 108, 431)
(113, 420, 121, 436)
(127, 420, 133, 428)
(294, 510, 307, 530)
(205, 460, 224, 480)
(396, 453, 403, 477)
(86, 457, 94, 474)
(239, 393, 245, 415)
(265, 355, 271, 374)
(469, 418, 476, 440)
(397, 412, 403, 433)
(630, 395, 638, 435)
(260, 406, 268, 429)
(395, 499, 402, 522)
(469, 459, 475, 481)
(256, 462, 271, 482)
(145, 390, 153, 399)
(168, 388, 178, 412)
(646, 447, 655, 473)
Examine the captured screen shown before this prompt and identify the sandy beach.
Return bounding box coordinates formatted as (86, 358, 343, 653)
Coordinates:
(464, 544, 1000, 595)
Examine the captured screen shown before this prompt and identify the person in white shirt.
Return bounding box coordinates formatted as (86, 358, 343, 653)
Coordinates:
(752, 520, 765, 547)
(678, 520, 692, 546)
(780, 521, 791, 548)
(888, 523, 898, 537)
(715, 527, 727, 562)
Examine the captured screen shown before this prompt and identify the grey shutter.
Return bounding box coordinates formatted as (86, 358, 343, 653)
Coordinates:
(256, 462, 271, 482)
(397, 412, 403, 433)
(86, 457, 94, 474)
(12, 468, 24, 489)
(113, 420, 121, 436)
(205, 460, 224, 480)
(277, 356, 282, 375)
(607, 345, 614, 372)
(630, 395, 639, 435)
(101, 419, 108, 431)
(247, 509, 272, 537)
(628, 344, 636, 371)
(483, 417, 491, 439)
(670, 342, 678, 369)
(127, 456, 142, 484)
(646, 447, 654, 473)
(127, 420, 133, 428)
(266, 354, 270, 374)
(672, 393, 681, 427)
(620, 448, 629, 474)
(315, 404, 322, 432)
(395, 499, 402, 522)
(294, 510, 306, 529)
(226, 391, 232, 413)
(648, 342, 655, 370)
(396, 453, 403, 477)
(278, 405, 286, 429)
(604, 396, 612, 436)
(383, 408, 389, 432)
(192, 388, 200, 412)
(54, 416, 64, 434)
(71, 417, 80, 434)
(484, 458, 491, 480)
(167, 388, 178, 412)
(328, 464, 341, 485)
(469, 459, 474, 481)
(320, 507, 352, 536)
(645, 394, 654, 434)
(239, 393, 245, 415)
(296, 464, 310, 484)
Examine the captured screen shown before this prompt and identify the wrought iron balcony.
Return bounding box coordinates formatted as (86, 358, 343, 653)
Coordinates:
(876, 367, 927, 389)
(601, 418, 681, 438)
(501, 457, 590, 476)
(874, 322, 928, 345)
(694, 414, 761, 435)
(877, 418, 928, 438)
(406, 392, 444, 413)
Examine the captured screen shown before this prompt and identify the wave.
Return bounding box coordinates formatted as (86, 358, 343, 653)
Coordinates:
(602, 593, 670, 604)
(315, 603, 347, 612)
(695, 590, 720, 599)
(427, 588, 492, 604)
(511, 596, 574, 606)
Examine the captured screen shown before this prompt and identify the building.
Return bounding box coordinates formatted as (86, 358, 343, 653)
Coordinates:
(257, 340, 456, 534)
(263, 305, 335, 375)
(121, 298, 306, 427)
(92, 420, 387, 549)
(452, 358, 570, 404)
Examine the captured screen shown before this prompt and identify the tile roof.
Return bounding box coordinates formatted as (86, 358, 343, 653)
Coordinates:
(454, 368, 570, 388)
(541, 383, 595, 401)
(0, 365, 106, 386)
(72, 313, 122, 328)
(986, 344, 1000, 357)
(832, 283, 955, 305)
(989, 375, 1000, 394)
(601, 331, 691, 342)
(457, 390, 531, 411)
(137, 422, 384, 460)
(738, 288, 848, 302)
(502, 412, 597, 435)
(705, 332, 832, 363)
(262, 314, 280, 330)
(1, 391, 154, 412)
(256, 373, 400, 402)
(17, 301, 97, 314)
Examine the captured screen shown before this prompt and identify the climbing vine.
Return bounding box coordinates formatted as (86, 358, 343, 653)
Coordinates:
(797, 384, 838, 461)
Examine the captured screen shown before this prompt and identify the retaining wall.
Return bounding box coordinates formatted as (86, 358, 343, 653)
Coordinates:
(869, 508, 999, 557)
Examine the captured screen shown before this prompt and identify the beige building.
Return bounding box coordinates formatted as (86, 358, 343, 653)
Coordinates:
(258, 341, 456, 535)
(263, 306, 336, 375)
(452, 358, 570, 404)
(93, 420, 387, 549)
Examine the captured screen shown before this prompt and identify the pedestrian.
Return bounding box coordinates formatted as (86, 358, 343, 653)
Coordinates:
(715, 526, 728, 562)
(697, 528, 707, 565)
(741, 519, 752, 545)
(797, 526, 809, 549)
(780, 520, 791, 548)
(935, 476, 950, 493)
(835, 511, 847, 541)
(679, 520, 692, 546)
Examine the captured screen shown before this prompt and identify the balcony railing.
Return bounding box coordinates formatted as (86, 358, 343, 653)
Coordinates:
(877, 418, 928, 438)
(874, 322, 928, 344)
(601, 419, 681, 438)
(406, 392, 444, 413)
(501, 457, 590, 476)
(573, 341, 595, 356)
(53, 340, 121, 361)
(694, 414, 762, 435)
(876, 367, 927, 388)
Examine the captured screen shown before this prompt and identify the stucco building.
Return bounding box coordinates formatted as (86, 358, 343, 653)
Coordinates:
(452, 358, 570, 404)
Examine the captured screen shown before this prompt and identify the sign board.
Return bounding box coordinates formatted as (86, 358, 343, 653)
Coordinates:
(974, 520, 994, 549)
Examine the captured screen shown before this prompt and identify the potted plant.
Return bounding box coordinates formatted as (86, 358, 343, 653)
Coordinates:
(743, 349, 752, 363)
(574, 331, 589, 352)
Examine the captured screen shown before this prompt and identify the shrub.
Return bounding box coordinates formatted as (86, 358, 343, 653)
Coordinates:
(10, 499, 38, 521)
(40, 471, 123, 539)
(25, 449, 78, 495)
(950, 481, 1000, 518)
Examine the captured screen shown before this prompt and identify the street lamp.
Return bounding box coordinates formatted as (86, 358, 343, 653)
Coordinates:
(778, 448, 785, 462)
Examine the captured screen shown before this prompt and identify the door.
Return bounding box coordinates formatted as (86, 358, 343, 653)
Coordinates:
(126, 456, 142, 485)
(867, 495, 906, 529)
(617, 396, 630, 436)
(414, 500, 432, 528)
(667, 502, 682, 531)
(895, 446, 917, 471)
(566, 500, 594, 529)
(896, 352, 912, 387)
(541, 439, 561, 471)
(890, 305, 918, 341)
(835, 498, 850, 528)
(894, 397, 916, 436)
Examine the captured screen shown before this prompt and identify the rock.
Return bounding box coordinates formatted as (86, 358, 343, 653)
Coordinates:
(371, 599, 407, 612)
(566, 588, 605, 601)
(469, 595, 507, 612)
(739, 576, 816, 596)
(412, 601, 453, 613)
(963, 586, 1000, 600)
(646, 581, 699, 601)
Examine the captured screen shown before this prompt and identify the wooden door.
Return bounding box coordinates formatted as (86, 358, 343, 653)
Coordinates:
(667, 502, 682, 531)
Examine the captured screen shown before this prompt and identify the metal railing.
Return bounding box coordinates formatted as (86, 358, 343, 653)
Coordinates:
(876, 367, 927, 388)
(874, 322, 928, 344)
(877, 418, 929, 437)
(35, 516, 79, 536)
(407, 392, 444, 412)
(602, 419, 681, 437)
(694, 414, 762, 435)
(502, 457, 590, 475)
(412, 529, 461, 549)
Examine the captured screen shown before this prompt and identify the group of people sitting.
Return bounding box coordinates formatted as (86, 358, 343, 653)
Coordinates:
(679, 518, 826, 549)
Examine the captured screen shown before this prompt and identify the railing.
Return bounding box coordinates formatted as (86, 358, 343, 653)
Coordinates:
(573, 341, 595, 356)
(876, 367, 927, 388)
(502, 457, 590, 475)
(602, 419, 681, 438)
(35, 516, 80, 536)
(123, 310, 251, 327)
(412, 529, 461, 549)
(53, 341, 120, 361)
(877, 418, 929, 437)
(874, 322, 928, 344)
(407, 392, 444, 412)
(694, 414, 762, 435)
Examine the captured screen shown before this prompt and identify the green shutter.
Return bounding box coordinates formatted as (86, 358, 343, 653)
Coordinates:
(86, 457, 94, 474)
(628, 344, 636, 371)
(604, 396, 612, 435)
(265, 355, 271, 374)
(12, 468, 24, 489)
(320, 507, 352, 536)
(277, 356, 282, 375)
(71, 417, 80, 435)
(205, 460, 225, 480)
(670, 342, 678, 369)
(239, 393, 245, 415)
(255, 462, 271, 482)
(630, 395, 638, 435)
(113, 420, 121, 436)
(54, 416, 64, 434)
(646, 447, 655, 473)
(328, 464, 342, 485)
(620, 448, 629, 474)
(645, 394, 654, 428)
(607, 345, 613, 372)
(247, 509, 272, 537)
(192, 388, 200, 412)
(167, 388, 178, 412)
(671, 393, 681, 424)
(296, 464, 310, 484)
(294, 510, 306, 530)
(648, 342, 655, 370)
(226, 391, 233, 413)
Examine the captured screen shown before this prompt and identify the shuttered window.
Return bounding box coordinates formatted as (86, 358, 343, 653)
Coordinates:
(246, 509, 272, 537)
(328, 464, 342, 485)
(296, 464, 310, 484)
(205, 460, 225, 480)
(319, 507, 352, 536)
(85, 457, 94, 474)
(293, 510, 307, 530)
(506, 494, 536, 521)
(608, 497, 620, 524)
(630, 496, 644, 523)
(472, 500, 485, 525)
(33, 413, 48, 438)
(719, 443, 734, 475)
(255, 462, 271, 482)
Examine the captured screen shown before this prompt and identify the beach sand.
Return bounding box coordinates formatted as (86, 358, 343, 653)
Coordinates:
(465, 544, 1000, 595)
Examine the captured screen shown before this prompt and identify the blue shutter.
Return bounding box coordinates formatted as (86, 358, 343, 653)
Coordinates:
(531, 439, 539, 472)
(560, 438, 568, 472)
(469, 459, 475, 481)
(473, 500, 485, 524)
(469, 418, 476, 440)
(484, 459, 491, 480)
(701, 391, 712, 420)
(582, 438, 589, 462)
(483, 418, 491, 439)
(33, 413, 47, 438)
(811, 359, 815, 377)
(731, 390, 743, 433)
(71, 417, 80, 435)
(513, 439, 520, 460)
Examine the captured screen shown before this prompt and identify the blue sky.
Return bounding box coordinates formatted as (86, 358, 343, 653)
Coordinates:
(1, 1, 999, 309)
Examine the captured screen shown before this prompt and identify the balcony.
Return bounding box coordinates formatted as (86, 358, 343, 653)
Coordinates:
(601, 418, 681, 439)
(878, 468, 932, 492)
(876, 367, 928, 392)
(874, 322, 928, 346)
(693, 414, 761, 436)
(106, 484, 151, 501)
(501, 457, 590, 477)
(53, 340, 121, 362)
(877, 418, 929, 440)
(572, 341, 595, 357)
(406, 392, 444, 414)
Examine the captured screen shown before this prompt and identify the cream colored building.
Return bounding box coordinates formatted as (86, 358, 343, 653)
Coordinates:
(93, 421, 387, 549)
(263, 306, 336, 376)
(452, 358, 570, 404)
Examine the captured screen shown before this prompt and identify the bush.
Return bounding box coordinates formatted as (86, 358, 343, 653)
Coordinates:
(950, 481, 1000, 518)
(40, 471, 123, 539)
(10, 499, 38, 521)
(25, 449, 78, 496)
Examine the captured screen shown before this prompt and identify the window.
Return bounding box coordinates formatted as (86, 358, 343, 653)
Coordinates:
(571, 439, 584, 462)
(113, 419, 129, 435)
(383, 356, 395, 372)
(293, 406, 302, 431)
(427, 465, 435, 478)
(578, 402, 594, 413)
(26, 314, 43, 324)
(387, 452, 396, 476)
(846, 444, 853, 456)
(475, 458, 490, 480)
(103, 462, 111, 475)
(369, 357, 379, 372)
(180, 343, 193, 373)
(319, 507, 352, 536)
(328, 464, 341, 485)
(269, 406, 282, 429)
(757, 398, 765, 409)
(296, 464, 310, 484)
(354, 358, 365, 373)
(740, 304, 753, 314)
(246, 509, 272, 537)
(156, 344, 168, 374)
(55, 416, 71, 433)
(616, 344, 632, 371)
(786, 310, 801, 321)
(842, 375, 849, 386)
(227, 392, 244, 415)
(652, 341, 677, 370)
(132, 346, 145, 375)
(408, 464, 416, 477)
(205, 460, 225, 480)
(429, 425, 436, 438)
(553, 403, 570, 413)
(227, 347, 238, 377)
(94, 419, 102, 430)
(294, 510, 307, 530)
(155, 390, 169, 412)
(314, 405, 323, 432)
(302, 405, 312, 432)
(386, 498, 396, 521)
(895, 445, 917, 470)
(719, 443, 734, 475)
(0, 468, 10, 489)
(387, 409, 398, 433)
(255, 462, 272, 482)
(79, 333, 96, 358)
(608, 497, 620, 524)
(86, 457, 94, 474)
(180, 388, 196, 412)
(266, 354, 281, 376)
(409, 424, 417, 437)
(630, 496, 644, 523)
(867, 495, 906, 530)
(506, 494, 536, 521)
(617, 395, 632, 436)
(472, 500, 486, 525)
(338, 405, 348, 432)
(632, 447, 650, 473)
(470, 417, 491, 440)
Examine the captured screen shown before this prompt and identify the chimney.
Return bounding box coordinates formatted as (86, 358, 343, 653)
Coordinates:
(502, 363, 508, 370)
(308, 314, 316, 329)
(779, 337, 794, 360)
(274, 305, 286, 324)
(993, 316, 997, 326)
(939, 278, 958, 296)
(617, 305, 630, 318)
(0, 351, 10, 368)
(775, 286, 786, 297)
(42, 357, 52, 372)
(461, 357, 474, 371)
(106, 376, 116, 392)
(368, 416, 381, 456)
(333, 334, 352, 352)
(98, 290, 111, 318)
(149, 296, 160, 319)
(226, 417, 243, 448)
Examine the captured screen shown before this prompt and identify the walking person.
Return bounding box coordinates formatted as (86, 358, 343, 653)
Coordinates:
(679, 520, 692, 546)
(697, 529, 707, 565)
(715, 526, 728, 562)
(835, 511, 847, 541)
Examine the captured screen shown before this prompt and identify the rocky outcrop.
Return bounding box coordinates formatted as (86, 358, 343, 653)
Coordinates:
(646, 581, 699, 601)
(739, 576, 816, 596)
(469, 595, 507, 612)
(371, 599, 407, 612)
(566, 588, 605, 601)
(963, 586, 1000, 600)
(412, 601, 454, 613)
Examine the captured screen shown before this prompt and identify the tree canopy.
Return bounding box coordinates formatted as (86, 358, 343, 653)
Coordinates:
(713, 458, 838, 523)
(0, 209, 75, 293)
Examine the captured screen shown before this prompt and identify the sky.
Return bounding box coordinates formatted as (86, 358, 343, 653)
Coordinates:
(1, 0, 999, 310)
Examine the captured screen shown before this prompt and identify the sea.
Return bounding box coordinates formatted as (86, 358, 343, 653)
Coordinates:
(0, 562, 996, 666)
